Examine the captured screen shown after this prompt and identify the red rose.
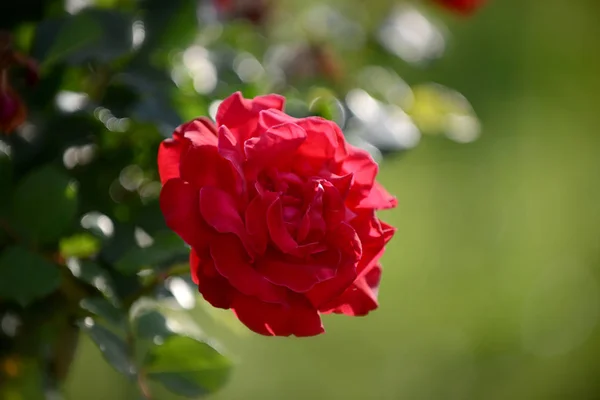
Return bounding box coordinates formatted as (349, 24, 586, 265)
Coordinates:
(434, 0, 485, 14)
(158, 92, 396, 336)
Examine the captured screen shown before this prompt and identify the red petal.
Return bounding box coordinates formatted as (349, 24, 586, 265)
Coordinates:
(217, 125, 245, 180)
(244, 122, 307, 167)
(256, 249, 339, 293)
(257, 109, 296, 133)
(292, 117, 347, 175)
(231, 292, 323, 337)
(216, 92, 285, 145)
(245, 195, 269, 254)
(305, 222, 361, 307)
(210, 234, 288, 303)
(159, 117, 218, 184)
(199, 186, 255, 257)
(342, 145, 378, 204)
(357, 181, 398, 210)
(159, 179, 211, 251)
(191, 249, 234, 309)
(158, 138, 185, 184)
(320, 262, 382, 316)
(266, 197, 299, 254)
(180, 143, 242, 196)
(174, 117, 218, 145)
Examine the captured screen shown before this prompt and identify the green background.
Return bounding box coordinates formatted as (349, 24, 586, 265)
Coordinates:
(66, 0, 600, 398)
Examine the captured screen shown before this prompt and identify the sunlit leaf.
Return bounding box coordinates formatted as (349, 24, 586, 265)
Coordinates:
(59, 233, 101, 258)
(115, 231, 189, 275)
(66, 259, 119, 303)
(144, 336, 232, 398)
(78, 318, 136, 379)
(80, 297, 126, 329)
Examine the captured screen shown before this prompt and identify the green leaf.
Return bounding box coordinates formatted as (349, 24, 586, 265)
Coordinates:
(66, 259, 119, 303)
(115, 231, 189, 275)
(32, 9, 134, 66)
(0, 153, 11, 243)
(60, 233, 101, 258)
(78, 318, 136, 379)
(144, 336, 232, 398)
(130, 299, 203, 342)
(11, 166, 78, 245)
(43, 12, 103, 66)
(0, 246, 61, 306)
(80, 297, 126, 329)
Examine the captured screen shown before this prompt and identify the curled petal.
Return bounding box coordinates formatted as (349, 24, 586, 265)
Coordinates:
(266, 197, 299, 254)
(217, 125, 245, 179)
(159, 179, 211, 251)
(320, 262, 382, 316)
(342, 145, 378, 204)
(216, 92, 285, 145)
(199, 187, 255, 257)
(244, 122, 307, 168)
(256, 249, 339, 293)
(191, 249, 233, 309)
(159, 117, 218, 184)
(257, 109, 296, 133)
(245, 195, 269, 254)
(180, 143, 242, 196)
(231, 292, 324, 337)
(358, 182, 398, 210)
(306, 222, 361, 308)
(210, 234, 288, 304)
(293, 117, 347, 174)
(158, 139, 185, 184)
(174, 117, 218, 145)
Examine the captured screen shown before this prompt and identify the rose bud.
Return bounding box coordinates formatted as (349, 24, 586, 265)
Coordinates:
(213, 0, 272, 25)
(434, 0, 485, 14)
(158, 92, 397, 336)
(0, 83, 26, 134)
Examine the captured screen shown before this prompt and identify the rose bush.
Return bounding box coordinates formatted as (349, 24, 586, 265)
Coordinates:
(158, 92, 396, 336)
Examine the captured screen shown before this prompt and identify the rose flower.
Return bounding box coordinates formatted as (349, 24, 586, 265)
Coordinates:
(158, 92, 396, 336)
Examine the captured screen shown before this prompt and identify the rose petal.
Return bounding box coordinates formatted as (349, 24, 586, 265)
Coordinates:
(342, 145, 378, 205)
(180, 144, 242, 196)
(245, 195, 269, 254)
(210, 234, 288, 303)
(231, 292, 324, 337)
(217, 125, 245, 180)
(320, 262, 382, 316)
(191, 249, 233, 309)
(216, 92, 285, 145)
(244, 122, 307, 168)
(257, 109, 296, 133)
(322, 180, 347, 229)
(199, 187, 255, 257)
(357, 181, 398, 210)
(256, 249, 340, 293)
(160, 179, 211, 251)
(159, 117, 218, 184)
(158, 138, 185, 184)
(175, 117, 218, 146)
(305, 222, 361, 307)
(266, 197, 299, 254)
(292, 117, 346, 175)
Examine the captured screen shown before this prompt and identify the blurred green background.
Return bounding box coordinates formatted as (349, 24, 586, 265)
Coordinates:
(62, 0, 600, 398)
